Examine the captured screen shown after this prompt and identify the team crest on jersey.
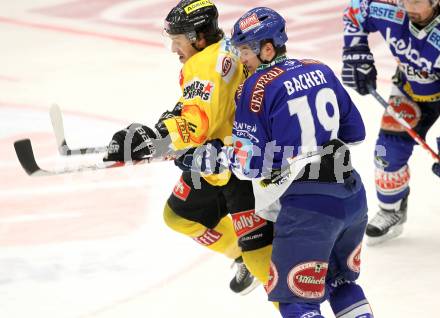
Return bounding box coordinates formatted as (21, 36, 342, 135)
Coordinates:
(231, 209, 267, 238)
(287, 261, 328, 299)
(347, 243, 362, 273)
(239, 13, 260, 32)
(181, 104, 209, 144)
(250, 67, 284, 113)
(174, 117, 191, 143)
(183, 78, 215, 102)
(173, 176, 191, 201)
(221, 56, 232, 77)
(264, 261, 279, 294)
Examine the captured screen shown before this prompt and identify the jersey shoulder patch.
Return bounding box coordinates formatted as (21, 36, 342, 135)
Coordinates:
(249, 67, 285, 113)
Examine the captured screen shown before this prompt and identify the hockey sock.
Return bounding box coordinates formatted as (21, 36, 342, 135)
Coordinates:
(329, 282, 373, 317)
(279, 302, 323, 318)
(242, 245, 272, 284)
(163, 204, 241, 259)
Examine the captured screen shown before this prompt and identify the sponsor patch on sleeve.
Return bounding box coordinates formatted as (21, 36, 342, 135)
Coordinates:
(250, 67, 284, 113)
(369, 2, 405, 24)
(428, 28, 440, 51)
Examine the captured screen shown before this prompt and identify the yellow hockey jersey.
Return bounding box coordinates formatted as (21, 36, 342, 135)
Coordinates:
(164, 38, 247, 186)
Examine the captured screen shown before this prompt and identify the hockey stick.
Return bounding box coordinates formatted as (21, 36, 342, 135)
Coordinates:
(50, 104, 108, 155)
(368, 87, 440, 178)
(13, 138, 149, 177)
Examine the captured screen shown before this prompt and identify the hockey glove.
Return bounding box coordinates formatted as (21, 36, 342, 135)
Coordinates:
(104, 123, 161, 162)
(154, 102, 183, 138)
(174, 139, 232, 174)
(342, 44, 377, 95)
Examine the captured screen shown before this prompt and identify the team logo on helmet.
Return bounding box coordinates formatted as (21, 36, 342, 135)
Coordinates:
(239, 13, 261, 32)
(184, 0, 214, 15)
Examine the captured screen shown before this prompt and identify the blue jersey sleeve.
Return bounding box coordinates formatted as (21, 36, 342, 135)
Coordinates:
(343, 0, 377, 47)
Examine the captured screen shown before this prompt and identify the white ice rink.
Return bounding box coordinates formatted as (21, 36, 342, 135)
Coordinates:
(0, 1, 439, 317)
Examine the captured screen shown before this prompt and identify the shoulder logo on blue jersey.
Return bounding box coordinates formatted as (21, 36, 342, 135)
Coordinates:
(428, 28, 440, 51)
(250, 67, 284, 113)
(370, 2, 405, 24)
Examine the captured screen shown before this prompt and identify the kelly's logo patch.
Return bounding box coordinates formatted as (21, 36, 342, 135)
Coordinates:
(232, 209, 267, 238)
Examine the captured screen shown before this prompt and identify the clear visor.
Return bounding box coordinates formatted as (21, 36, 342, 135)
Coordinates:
(233, 41, 261, 59)
(162, 32, 193, 53)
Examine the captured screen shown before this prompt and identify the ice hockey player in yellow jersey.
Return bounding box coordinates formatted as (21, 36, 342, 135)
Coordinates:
(104, 0, 273, 296)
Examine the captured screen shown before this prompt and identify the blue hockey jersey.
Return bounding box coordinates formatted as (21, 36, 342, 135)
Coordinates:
(232, 57, 365, 178)
(344, 0, 440, 102)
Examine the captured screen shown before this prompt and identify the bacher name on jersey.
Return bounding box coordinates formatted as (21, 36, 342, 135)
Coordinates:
(344, 0, 440, 102)
(232, 58, 365, 178)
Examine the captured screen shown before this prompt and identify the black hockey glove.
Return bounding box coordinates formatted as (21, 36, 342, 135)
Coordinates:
(104, 123, 161, 162)
(342, 44, 377, 95)
(174, 139, 231, 174)
(154, 102, 183, 138)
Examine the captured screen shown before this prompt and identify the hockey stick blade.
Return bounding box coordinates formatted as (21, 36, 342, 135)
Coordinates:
(14, 139, 42, 176)
(49, 104, 107, 155)
(433, 163, 440, 178)
(13, 138, 148, 177)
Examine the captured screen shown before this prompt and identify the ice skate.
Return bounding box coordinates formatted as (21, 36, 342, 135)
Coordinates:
(366, 195, 408, 246)
(230, 257, 260, 295)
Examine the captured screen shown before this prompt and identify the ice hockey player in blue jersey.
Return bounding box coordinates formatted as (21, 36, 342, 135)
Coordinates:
(342, 0, 440, 245)
(230, 7, 374, 318)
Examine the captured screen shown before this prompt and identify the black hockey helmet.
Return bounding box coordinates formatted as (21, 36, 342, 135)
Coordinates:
(164, 0, 221, 42)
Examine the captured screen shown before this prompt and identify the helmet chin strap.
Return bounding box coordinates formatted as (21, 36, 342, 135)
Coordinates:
(191, 43, 204, 52)
(257, 54, 271, 64)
